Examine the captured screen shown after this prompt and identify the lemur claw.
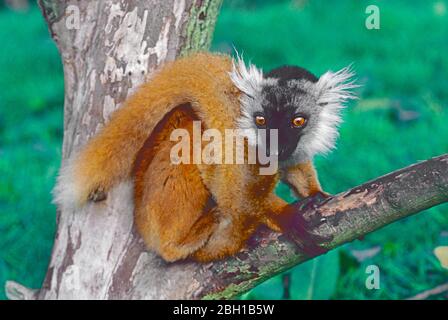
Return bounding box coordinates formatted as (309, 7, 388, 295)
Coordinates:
(88, 188, 107, 202)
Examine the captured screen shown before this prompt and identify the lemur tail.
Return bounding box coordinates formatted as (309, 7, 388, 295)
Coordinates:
(53, 53, 237, 211)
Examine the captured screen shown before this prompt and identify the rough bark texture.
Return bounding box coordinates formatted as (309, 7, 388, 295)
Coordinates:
(5, 0, 448, 300)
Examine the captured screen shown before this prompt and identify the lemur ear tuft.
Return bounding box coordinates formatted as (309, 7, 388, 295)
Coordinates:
(316, 65, 358, 107)
(302, 65, 359, 158)
(229, 53, 264, 98)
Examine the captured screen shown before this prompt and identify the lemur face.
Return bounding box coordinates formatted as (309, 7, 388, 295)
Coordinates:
(230, 58, 356, 165)
(255, 74, 319, 161)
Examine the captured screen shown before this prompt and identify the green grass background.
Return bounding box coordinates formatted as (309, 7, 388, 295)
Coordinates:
(0, 0, 447, 299)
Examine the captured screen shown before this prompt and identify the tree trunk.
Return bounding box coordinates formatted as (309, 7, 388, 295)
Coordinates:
(35, 0, 223, 300)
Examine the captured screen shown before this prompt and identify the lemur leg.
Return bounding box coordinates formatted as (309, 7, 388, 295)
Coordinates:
(192, 213, 255, 262)
(264, 160, 328, 239)
(191, 164, 272, 262)
(133, 105, 218, 262)
(281, 161, 328, 198)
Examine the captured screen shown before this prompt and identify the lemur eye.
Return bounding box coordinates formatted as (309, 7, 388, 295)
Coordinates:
(292, 116, 306, 128)
(254, 115, 266, 126)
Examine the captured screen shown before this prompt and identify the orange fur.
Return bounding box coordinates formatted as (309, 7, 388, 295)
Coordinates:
(58, 52, 325, 262)
(68, 52, 239, 206)
(134, 105, 217, 261)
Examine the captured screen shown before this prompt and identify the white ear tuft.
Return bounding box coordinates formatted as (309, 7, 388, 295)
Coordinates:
(316, 65, 358, 105)
(229, 52, 264, 98)
(303, 65, 358, 158)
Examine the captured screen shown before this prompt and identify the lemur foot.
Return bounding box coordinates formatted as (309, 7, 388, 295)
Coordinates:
(281, 193, 333, 257)
(88, 188, 107, 202)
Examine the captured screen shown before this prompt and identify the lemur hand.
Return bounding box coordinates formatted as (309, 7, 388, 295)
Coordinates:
(281, 192, 333, 256)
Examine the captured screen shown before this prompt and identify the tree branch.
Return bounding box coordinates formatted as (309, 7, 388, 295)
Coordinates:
(194, 154, 448, 299)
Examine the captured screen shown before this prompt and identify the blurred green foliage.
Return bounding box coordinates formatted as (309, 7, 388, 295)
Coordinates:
(243, 250, 340, 299)
(0, 3, 63, 300)
(0, 0, 447, 300)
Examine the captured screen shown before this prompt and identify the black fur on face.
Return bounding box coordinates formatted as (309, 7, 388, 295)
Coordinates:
(253, 66, 318, 160)
(257, 84, 309, 161)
